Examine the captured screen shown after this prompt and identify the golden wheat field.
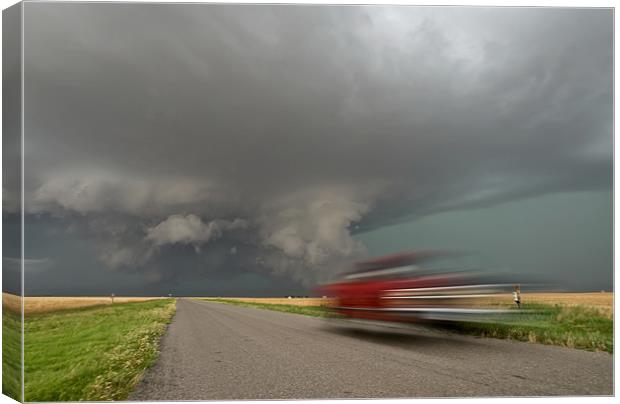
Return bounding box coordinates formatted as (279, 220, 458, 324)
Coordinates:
(523, 292, 612, 308)
(472, 292, 612, 316)
(2, 293, 160, 315)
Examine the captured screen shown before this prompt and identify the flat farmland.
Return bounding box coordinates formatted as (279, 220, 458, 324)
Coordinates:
(522, 292, 612, 313)
(200, 292, 612, 313)
(474, 292, 612, 318)
(3, 293, 160, 315)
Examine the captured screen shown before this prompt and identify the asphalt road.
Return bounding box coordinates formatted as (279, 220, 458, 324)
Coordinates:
(130, 299, 613, 400)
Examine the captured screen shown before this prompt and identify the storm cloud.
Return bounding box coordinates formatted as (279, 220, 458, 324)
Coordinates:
(16, 4, 612, 291)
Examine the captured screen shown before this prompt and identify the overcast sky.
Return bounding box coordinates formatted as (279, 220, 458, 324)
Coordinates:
(3, 4, 612, 295)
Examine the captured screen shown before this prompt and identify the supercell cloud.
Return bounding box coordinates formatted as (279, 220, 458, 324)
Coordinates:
(14, 4, 612, 291)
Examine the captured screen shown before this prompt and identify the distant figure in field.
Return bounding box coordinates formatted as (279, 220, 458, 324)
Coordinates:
(513, 285, 521, 309)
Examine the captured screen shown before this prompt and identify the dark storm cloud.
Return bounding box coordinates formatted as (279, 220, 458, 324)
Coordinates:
(20, 4, 612, 288)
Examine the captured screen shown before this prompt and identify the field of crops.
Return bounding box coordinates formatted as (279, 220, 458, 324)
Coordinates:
(3, 293, 160, 315)
(522, 293, 612, 314)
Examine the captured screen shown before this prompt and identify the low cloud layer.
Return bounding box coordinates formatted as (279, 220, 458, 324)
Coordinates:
(14, 5, 613, 289)
(146, 215, 247, 250)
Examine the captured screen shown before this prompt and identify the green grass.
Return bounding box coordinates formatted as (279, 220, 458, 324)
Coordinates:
(205, 299, 612, 353)
(3, 309, 22, 402)
(448, 303, 613, 353)
(22, 299, 176, 402)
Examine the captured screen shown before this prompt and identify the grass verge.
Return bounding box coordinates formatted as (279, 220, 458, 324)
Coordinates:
(22, 299, 176, 402)
(204, 299, 612, 353)
(3, 308, 22, 401)
(448, 303, 612, 353)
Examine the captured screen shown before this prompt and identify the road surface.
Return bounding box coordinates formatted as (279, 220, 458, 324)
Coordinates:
(131, 299, 613, 399)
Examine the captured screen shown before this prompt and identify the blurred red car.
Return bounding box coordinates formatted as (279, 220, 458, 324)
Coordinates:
(318, 250, 515, 324)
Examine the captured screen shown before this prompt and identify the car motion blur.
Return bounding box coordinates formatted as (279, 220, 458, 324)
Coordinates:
(318, 250, 519, 325)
